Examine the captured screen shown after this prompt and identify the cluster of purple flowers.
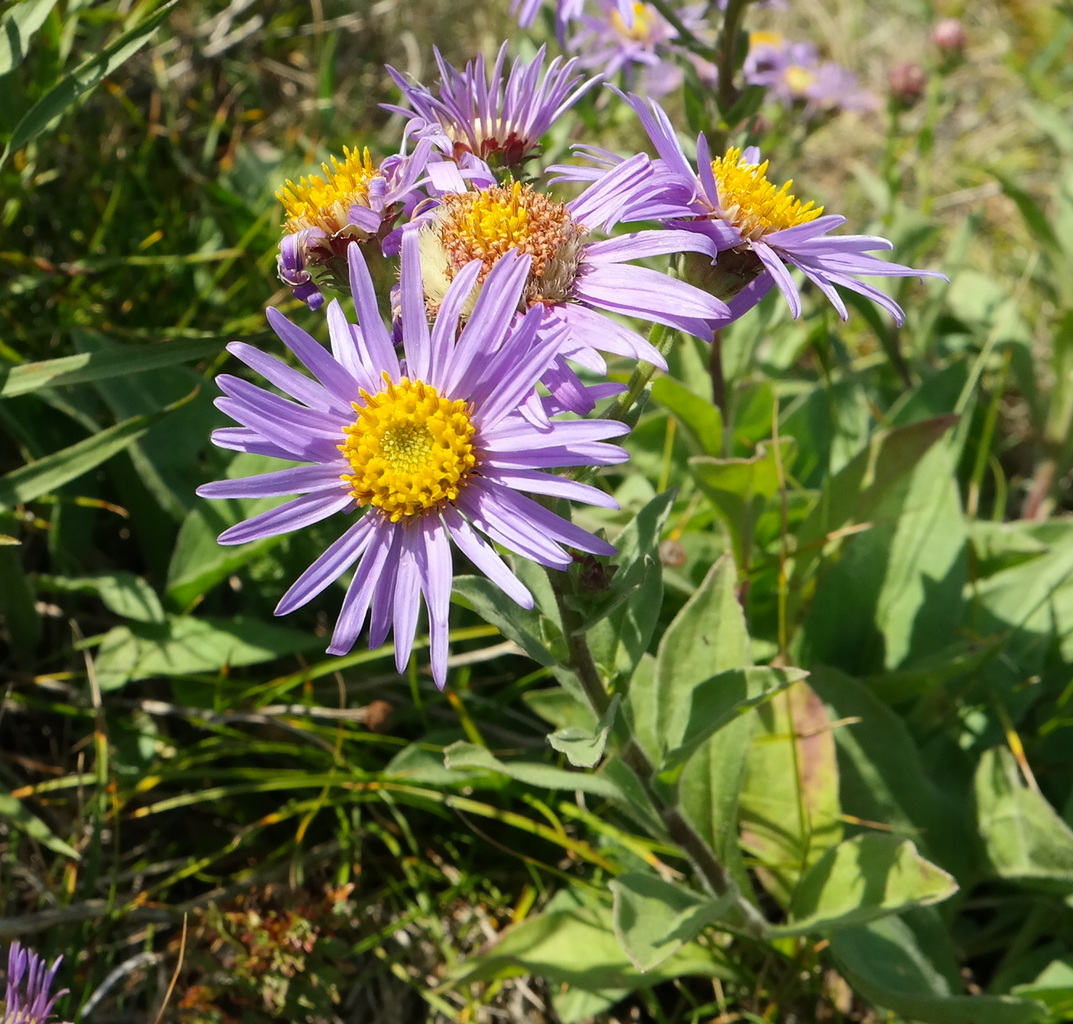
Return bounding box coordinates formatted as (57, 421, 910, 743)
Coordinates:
(201, 40, 941, 687)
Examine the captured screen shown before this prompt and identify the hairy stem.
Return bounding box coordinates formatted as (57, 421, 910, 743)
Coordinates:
(550, 576, 770, 939)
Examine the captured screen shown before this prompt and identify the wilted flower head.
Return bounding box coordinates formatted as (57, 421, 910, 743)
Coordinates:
(275, 142, 431, 309)
(200, 237, 632, 687)
(2, 942, 69, 1024)
(412, 157, 731, 411)
(384, 44, 599, 169)
(615, 94, 945, 322)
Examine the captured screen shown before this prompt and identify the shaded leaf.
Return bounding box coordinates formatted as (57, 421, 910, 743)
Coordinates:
(610, 871, 733, 971)
(831, 915, 1046, 1024)
(975, 746, 1073, 891)
(90, 615, 323, 691)
(0, 790, 80, 861)
(36, 571, 165, 623)
(547, 694, 620, 768)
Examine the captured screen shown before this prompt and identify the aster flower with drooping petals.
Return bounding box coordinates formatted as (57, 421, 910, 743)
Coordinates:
(276, 141, 432, 309)
(612, 94, 945, 322)
(412, 154, 731, 412)
(2, 942, 70, 1024)
(199, 237, 630, 688)
(384, 44, 599, 170)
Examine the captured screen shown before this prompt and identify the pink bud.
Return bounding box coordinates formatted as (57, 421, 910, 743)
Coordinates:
(931, 18, 966, 53)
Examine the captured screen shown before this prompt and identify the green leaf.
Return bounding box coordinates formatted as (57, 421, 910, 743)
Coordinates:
(774, 835, 957, 936)
(90, 615, 323, 691)
(831, 915, 1046, 1024)
(632, 557, 756, 895)
(452, 574, 564, 668)
(0, 790, 79, 860)
(650, 376, 723, 456)
(658, 666, 806, 784)
(1013, 959, 1073, 1020)
(584, 489, 676, 684)
(443, 741, 628, 802)
(643, 556, 751, 760)
(975, 746, 1073, 891)
(36, 571, 165, 623)
(690, 438, 795, 569)
(786, 415, 957, 630)
(167, 453, 296, 609)
(610, 871, 733, 971)
(0, 0, 60, 76)
(441, 886, 731, 996)
(808, 666, 974, 880)
(0, 2, 176, 168)
(739, 681, 843, 904)
(796, 434, 967, 675)
(0, 513, 40, 662)
(0, 405, 166, 509)
(547, 694, 620, 768)
(0, 335, 226, 399)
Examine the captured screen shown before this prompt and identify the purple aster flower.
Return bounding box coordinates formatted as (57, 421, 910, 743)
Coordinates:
(566, 1, 710, 99)
(2, 942, 69, 1024)
(411, 158, 730, 413)
(384, 44, 600, 169)
(513, 0, 636, 37)
(744, 32, 876, 114)
(198, 236, 630, 688)
(276, 142, 432, 310)
(612, 94, 944, 322)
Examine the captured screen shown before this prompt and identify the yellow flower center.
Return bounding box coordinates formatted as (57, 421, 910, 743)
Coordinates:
(419, 181, 585, 312)
(710, 147, 823, 240)
(340, 376, 477, 522)
(783, 65, 816, 96)
(611, 2, 657, 42)
(276, 146, 381, 238)
(749, 30, 785, 49)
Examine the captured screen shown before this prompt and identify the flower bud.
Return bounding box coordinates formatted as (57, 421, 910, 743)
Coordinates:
(931, 18, 966, 54)
(888, 61, 926, 106)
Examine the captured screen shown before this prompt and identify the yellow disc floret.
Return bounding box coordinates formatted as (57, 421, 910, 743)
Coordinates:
(611, 2, 657, 42)
(419, 181, 585, 312)
(710, 147, 823, 241)
(276, 146, 381, 237)
(340, 376, 477, 521)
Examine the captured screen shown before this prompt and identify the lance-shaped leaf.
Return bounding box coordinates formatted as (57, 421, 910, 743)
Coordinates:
(773, 834, 957, 936)
(739, 680, 843, 905)
(452, 575, 565, 668)
(651, 375, 723, 456)
(444, 741, 628, 802)
(785, 416, 957, 628)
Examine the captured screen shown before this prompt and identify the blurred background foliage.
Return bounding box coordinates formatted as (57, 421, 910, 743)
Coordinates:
(2, 0, 1073, 1021)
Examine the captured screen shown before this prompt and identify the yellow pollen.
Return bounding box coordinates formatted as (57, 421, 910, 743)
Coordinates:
(710, 147, 823, 240)
(425, 181, 585, 309)
(749, 30, 785, 49)
(340, 376, 477, 522)
(611, 2, 656, 41)
(276, 146, 381, 236)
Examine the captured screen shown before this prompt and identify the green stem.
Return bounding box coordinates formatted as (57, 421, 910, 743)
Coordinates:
(550, 574, 770, 939)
